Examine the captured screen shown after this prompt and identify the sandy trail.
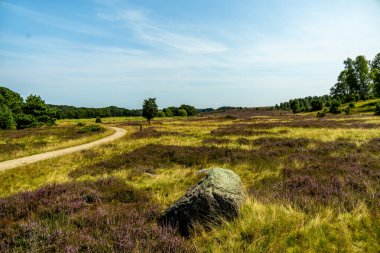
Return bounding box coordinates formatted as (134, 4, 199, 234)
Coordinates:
(0, 127, 126, 172)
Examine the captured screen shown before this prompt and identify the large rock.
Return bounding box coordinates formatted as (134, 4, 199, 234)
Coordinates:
(158, 168, 244, 236)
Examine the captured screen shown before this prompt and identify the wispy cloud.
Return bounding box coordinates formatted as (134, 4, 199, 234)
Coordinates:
(98, 9, 227, 54)
(1, 2, 106, 36)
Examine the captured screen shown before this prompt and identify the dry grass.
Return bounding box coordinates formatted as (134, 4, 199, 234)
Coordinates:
(0, 114, 379, 252)
(0, 125, 113, 161)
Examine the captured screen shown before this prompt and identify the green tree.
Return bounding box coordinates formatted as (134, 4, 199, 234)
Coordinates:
(163, 108, 173, 117)
(157, 111, 166, 117)
(354, 55, 370, 100)
(344, 58, 359, 99)
(177, 108, 188, 117)
(142, 98, 158, 124)
(329, 99, 341, 114)
(179, 104, 198, 116)
(310, 99, 324, 111)
(0, 86, 23, 114)
(23, 95, 49, 117)
(371, 53, 380, 97)
(0, 105, 16, 130)
(330, 70, 350, 101)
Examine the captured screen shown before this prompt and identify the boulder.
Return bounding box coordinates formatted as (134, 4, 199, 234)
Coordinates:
(158, 168, 244, 236)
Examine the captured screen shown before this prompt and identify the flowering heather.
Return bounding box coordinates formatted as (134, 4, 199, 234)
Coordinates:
(0, 178, 192, 252)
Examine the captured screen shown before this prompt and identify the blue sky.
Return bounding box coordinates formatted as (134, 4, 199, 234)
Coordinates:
(1, 0, 379, 108)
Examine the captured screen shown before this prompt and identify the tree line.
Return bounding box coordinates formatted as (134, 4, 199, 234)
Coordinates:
(0, 86, 56, 129)
(0, 86, 200, 130)
(277, 53, 380, 114)
(49, 105, 142, 119)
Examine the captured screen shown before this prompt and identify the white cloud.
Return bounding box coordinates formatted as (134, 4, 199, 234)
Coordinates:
(98, 9, 228, 54)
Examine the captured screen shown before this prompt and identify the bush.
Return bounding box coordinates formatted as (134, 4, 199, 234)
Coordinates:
(78, 124, 102, 133)
(95, 117, 102, 123)
(178, 109, 188, 117)
(76, 122, 85, 126)
(316, 109, 327, 118)
(329, 100, 341, 114)
(311, 100, 324, 111)
(0, 105, 16, 130)
(343, 107, 350, 115)
(375, 103, 380, 115)
(225, 115, 237, 120)
(15, 113, 37, 129)
(36, 115, 55, 126)
(163, 108, 173, 117)
(157, 111, 166, 117)
(348, 101, 355, 108)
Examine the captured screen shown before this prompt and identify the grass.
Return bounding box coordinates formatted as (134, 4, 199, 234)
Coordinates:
(0, 114, 379, 252)
(0, 124, 113, 161)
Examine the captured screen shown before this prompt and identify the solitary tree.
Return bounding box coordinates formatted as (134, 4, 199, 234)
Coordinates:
(142, 98, 158, 124)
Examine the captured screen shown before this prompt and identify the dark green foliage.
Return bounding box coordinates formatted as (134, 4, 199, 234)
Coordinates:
(225, 115, 237, 120)
(95, 117, 102, 123)
(50, 105, 142, 119)
(78, 124, 102, 133)
(310, 99, 324, 111)
(142, 98, 158, 124)
(372, 53, 380, 97)
(157, 111, 166, 117)
(316, 109, 327, 118)
(0, 86, 23, 114)
(329, 100, 341, 114)
(282, 95, 331, 114)
(163, 108, 173, 117)
(0, 105, 16, 130)
(375, 103, 380, 115)
(343, 107, 351, 115)
(14, 113, 37, 129)
(179, 104, 198, 116)
(177, 109, 188, 117)
(0, 87, 57, 129)
(349, 101, 355, 108)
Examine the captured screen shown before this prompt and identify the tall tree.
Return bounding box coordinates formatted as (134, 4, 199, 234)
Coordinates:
(0, 105, 16, 130)
(330, 70, 349, 100)
(371, 53, 380, 97)
(354, 55, 370, 99)
(142, 98, 158, 124)
(0, 86, 23, 114)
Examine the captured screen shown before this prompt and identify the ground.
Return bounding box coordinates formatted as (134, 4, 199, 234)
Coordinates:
(0, 110, 379, 252)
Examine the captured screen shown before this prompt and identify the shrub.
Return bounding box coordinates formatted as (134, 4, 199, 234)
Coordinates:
(163, 108, 173, 117)
(311, 99, 324, 111)
(329, 99, 341, 114)
(0, 105, 16, 130)
(316, 109, 327, 118)
(178, 109, 188, 117)
(348, 101, 355, 108)
(78, 124, 102, 133)
(15, 113, 37, 129)
(95, 117, 102, 123)
(36, 115, 55, 126)
(225, 115, 237, 120)
(375, 103, 380, 115)
(343, 107, 350, 115)
(76, 122, 85, 126)
(157, 111, 166, 117)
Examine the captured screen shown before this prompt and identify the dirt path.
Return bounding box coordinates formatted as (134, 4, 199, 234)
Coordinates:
(0, 127, 127, 172)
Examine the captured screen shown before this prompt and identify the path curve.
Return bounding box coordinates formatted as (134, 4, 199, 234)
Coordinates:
(0, 127, 127, 172)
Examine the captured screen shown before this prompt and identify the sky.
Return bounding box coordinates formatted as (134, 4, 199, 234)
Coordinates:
(0, 0, 380, 109)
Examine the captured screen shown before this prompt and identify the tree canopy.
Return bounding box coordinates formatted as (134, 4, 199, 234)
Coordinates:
(142, 98, 158, 124)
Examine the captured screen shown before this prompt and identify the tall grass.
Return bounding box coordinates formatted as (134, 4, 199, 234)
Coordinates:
(0, 114, 379, 251)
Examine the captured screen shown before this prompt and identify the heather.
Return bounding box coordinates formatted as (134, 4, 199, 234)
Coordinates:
(0, 178, 191, 253)
(0, 113, 379, 252)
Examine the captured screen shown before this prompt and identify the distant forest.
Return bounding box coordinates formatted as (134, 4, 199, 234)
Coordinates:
(277, 53, 380, 113)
